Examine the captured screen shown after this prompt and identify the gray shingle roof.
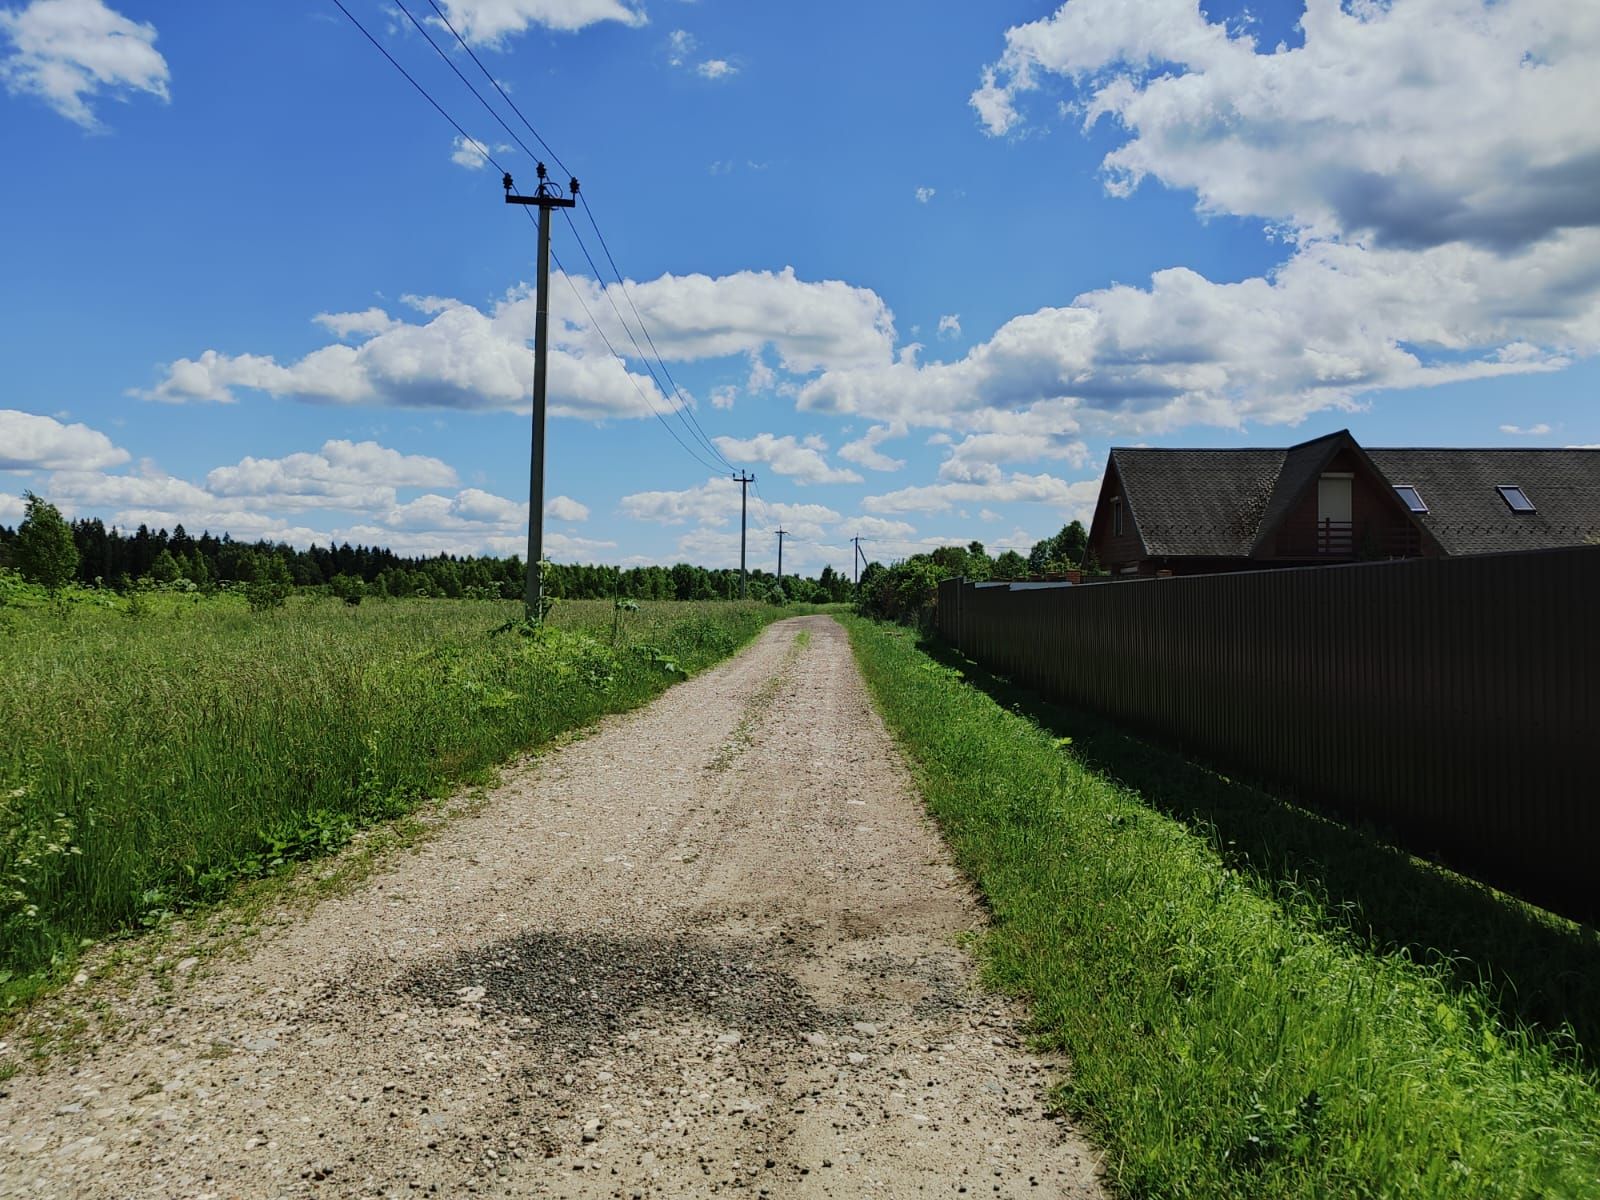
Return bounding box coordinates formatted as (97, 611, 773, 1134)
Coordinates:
(1366, 449, 1600, 554)
(1111, 448, 1283, 556)
(1108, 437, 1600, 560)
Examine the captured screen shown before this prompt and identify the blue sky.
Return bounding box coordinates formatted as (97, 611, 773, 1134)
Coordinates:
(2, 0, 1596, 573)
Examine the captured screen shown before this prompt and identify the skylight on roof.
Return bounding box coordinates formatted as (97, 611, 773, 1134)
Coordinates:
(1393, 485, 1427, 513)
(1496, 485, 1536, 513)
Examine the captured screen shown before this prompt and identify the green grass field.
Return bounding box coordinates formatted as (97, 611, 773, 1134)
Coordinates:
(0, 589, 784, 990)
(844, 615, 1600, 1199)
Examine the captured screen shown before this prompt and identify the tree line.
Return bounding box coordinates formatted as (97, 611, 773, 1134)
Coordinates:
(1, 493, 1094, 613)
(0, 495, 856, 604)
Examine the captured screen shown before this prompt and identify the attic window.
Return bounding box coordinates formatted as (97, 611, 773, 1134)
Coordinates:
(1112, 497, 1124, 535)
(1393, 485, 1428, 513)
(1496, 485, 1536, 513)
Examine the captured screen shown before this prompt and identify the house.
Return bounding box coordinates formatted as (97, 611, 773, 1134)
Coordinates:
(1086, 429, 1600, 576)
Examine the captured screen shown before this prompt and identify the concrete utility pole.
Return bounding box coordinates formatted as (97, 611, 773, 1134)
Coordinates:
(851, 535, 865, 586)
(505, 164, 577, 622)
(775, 528, 788, 594)
(733, 471, 755, 599)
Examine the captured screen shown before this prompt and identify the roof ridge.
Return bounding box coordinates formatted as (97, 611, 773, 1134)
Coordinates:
(1110, 446, 1288, 453)
(1113, 445, 1599, 453)
(1369, 446, 1599, 451)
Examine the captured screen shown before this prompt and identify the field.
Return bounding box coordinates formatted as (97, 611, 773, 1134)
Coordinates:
(844, 616, 1600, 1200)
(0, 586, 788, 992)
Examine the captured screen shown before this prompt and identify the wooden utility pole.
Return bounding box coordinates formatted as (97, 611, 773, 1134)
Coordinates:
(505, 164, 577, 621)
(733, 471, 755, 599)
(775, 528, 788, 594)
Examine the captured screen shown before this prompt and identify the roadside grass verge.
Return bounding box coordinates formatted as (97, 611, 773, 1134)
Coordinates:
(843, 615, 1600, 1199)
(0, 596, 785, 995)
(946, 647, 1600, 1061)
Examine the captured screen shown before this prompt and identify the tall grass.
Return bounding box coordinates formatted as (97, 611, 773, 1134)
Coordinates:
(0, 591, 780, 983)
(844, 616, 1600, 1199)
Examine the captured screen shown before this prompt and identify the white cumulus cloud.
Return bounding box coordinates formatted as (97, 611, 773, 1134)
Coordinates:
(145, 268, 894, 418)
(973, 0, 1600, 252)
(205, 440, 458, 511)
(838, 422, 906, 473)
(436, 0, 645, 45)
(923, 1, 1600, 448)
(142, 282, 671, 419)
(555, 268, 894, 374)
(936, 432, 1090, 484)
(864, 471, 1102, 519)
(0, 408, 129, 471)
(0, 0, 169, 129)
(312, 308, 397, 340)
(449, 133, 511, 170)
(22, 440, 546, 558)
(712, 433, 862, 486)
(619, 477, 740, 527)
(544, 494, 589, 521)
(801, 233, 1596, 436)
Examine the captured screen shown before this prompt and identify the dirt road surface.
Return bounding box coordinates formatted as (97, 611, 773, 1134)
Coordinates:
(0, 616, 1105, 1199)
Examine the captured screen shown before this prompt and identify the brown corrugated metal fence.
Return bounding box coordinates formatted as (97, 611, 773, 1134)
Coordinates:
(935, 546, 1598, 918)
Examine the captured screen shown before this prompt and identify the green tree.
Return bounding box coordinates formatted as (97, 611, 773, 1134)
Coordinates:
(15, 493, 79, 591)
(1027, 520, 1091, 575)
(993, 550, 1027, 578)
(1052, 520, 1089, 567)
(329, 573, 366, 605)
(186, 552, 213, 590)
(148, 548, 183, 585)
(1027, 538, 1053, 575)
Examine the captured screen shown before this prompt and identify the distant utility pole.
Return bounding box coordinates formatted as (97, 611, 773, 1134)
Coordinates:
(733, 471, 755, 599)
(775, 528, 788, 592)
(851, 535, 865, 586)
(505, 164, 577, 622)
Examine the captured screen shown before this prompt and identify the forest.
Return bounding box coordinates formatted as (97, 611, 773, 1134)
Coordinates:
(0, 493, 1096, 616)
(0, 507, 856, 605)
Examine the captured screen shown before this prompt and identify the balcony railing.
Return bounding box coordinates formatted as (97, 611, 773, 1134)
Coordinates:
(1311, 520, 1424, 559)
(1316, 519, 1354, 556)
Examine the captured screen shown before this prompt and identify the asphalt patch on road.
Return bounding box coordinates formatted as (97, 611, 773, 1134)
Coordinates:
(399, 930, 825, 1051)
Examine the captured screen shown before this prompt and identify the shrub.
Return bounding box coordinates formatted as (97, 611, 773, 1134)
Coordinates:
(245, 580, 291, 612)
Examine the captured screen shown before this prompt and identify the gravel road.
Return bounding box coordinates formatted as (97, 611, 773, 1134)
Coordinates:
(0, 616, 1104, 1199)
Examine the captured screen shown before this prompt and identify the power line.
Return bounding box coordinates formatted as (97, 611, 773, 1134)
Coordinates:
(331, 0, 732, 483)
(557, 210, 735, 470)
(548, 242, 730, 476)
(327, 0, 508, 175)
(420, 0, 572, 178)
(575, 194, 734, 470)
(388, 0, 546, 167)
(408, 0, 732, 472)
